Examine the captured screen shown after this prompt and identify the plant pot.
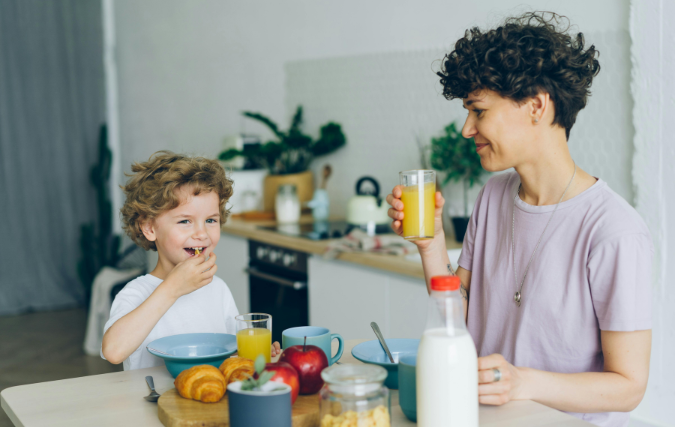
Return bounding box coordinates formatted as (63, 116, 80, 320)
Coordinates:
(263, 170, 314, 212)
(227, 381, 292, 427)
(451, 216, 470, 243)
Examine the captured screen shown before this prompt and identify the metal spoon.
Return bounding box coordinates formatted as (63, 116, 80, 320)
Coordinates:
(370, 322, 395, 363)
(144, 376, 161, 402)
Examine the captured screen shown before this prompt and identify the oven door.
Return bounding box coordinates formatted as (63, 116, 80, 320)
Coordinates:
(247, 244, 309, 344)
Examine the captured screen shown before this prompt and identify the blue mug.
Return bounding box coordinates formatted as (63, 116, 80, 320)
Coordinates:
(398, 354, 417, 422)
(282, 326, 344, 365)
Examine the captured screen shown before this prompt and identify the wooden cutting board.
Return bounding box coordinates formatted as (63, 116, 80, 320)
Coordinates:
(157, 388, 321, 427)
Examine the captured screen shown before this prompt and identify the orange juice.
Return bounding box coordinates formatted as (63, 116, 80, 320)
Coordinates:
(401, 182, 435, 240)
(237, 328, 272, 362)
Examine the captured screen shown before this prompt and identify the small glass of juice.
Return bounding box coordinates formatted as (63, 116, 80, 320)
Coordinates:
(399, 170, 436, 240)
(235, 313, 272, 362)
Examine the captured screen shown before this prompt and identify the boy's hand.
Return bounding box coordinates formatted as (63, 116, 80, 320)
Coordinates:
(163, 252, 218, 299)
(271, 342, 282, 358)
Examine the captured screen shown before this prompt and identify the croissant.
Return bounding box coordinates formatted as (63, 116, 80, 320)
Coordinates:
(219, 356, 255, 385)
(174, 365, 226, 403)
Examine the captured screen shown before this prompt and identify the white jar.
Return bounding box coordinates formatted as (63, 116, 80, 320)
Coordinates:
(275, 184, 301, 224)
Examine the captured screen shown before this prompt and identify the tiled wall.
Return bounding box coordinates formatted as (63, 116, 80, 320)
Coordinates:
(286, 30, 634, 224)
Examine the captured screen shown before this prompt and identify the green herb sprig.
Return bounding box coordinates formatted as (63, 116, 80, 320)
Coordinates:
(239, 355, 285, 392)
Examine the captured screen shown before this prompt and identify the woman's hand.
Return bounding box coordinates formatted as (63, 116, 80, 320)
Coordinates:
(271, 342, 282, 358)
(478, 354, 527, 405)
(386, 185, 446, 253)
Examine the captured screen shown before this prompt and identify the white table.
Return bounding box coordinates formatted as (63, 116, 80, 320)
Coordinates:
(1, 340, 592, 426)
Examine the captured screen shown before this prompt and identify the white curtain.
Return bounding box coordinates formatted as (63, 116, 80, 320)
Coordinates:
(0, 0, 105, 315)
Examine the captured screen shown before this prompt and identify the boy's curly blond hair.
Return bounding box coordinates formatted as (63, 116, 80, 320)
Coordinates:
(121, 151, 233, 251)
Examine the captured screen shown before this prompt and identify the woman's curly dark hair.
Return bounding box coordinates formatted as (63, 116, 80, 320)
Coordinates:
(438, 12, 600, 140)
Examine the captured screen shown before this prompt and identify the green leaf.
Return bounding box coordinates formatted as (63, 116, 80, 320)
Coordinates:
(218, 148, 243, 161)
(257, 370, 275, 387)
(254, 354, 266, 375)
(242, 111, 286, 139)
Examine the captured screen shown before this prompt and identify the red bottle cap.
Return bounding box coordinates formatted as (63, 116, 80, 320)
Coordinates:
(430, 276, 460, 291)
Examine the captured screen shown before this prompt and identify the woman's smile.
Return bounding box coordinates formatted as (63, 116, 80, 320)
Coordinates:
(476, 143, 489, 153)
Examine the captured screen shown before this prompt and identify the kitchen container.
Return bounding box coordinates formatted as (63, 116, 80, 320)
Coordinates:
(417, 276, 478, 426)
(145, 333, 237, 378)
(227, 381, 292, 427)
(350, 338, 420, 389)
(275, 184, 301, 223)
(319, 364, 391, 427)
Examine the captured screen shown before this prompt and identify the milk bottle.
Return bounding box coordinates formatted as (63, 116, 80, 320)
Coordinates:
(417, 275, 478, 426)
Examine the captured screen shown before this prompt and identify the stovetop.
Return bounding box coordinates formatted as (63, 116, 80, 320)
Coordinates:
(258, 220, 392, 240)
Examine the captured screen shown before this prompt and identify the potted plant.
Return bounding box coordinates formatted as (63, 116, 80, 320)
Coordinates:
(430, 122, 487, 242)
(219, 106, 346, 211)
(227, 355, 293, 427)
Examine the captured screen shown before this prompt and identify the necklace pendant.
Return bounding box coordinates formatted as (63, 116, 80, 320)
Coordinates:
(514, 291, 521, 307)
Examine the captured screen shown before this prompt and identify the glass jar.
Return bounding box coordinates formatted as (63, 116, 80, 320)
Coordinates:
(319, 364, 391, 427)
(275, 184, 300, 224)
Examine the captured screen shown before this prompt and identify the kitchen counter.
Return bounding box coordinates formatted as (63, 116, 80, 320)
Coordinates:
(1, 339, 592, 426)
(221, 217, 462, 280)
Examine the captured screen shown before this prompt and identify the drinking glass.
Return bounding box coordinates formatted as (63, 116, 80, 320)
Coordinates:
(399, 170, 436, 240)
(235, 313, 272, 362)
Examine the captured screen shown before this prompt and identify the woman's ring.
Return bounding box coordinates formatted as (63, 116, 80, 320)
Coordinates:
(492, 368, 502, 382)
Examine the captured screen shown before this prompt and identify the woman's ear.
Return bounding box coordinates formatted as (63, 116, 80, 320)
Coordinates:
(529, 92, 550, 124)
(141, 219, 157, 242)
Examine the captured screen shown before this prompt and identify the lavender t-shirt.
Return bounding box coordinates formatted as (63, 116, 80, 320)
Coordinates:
(458, 172, 652, 427)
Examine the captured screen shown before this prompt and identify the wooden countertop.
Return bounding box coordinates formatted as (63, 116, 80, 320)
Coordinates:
(221, 217, 462, 280)
(1, 339, 592, 427)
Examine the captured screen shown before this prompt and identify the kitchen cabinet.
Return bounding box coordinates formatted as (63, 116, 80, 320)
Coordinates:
(309, 256, 428, 340)
(213, 233, 250, 313)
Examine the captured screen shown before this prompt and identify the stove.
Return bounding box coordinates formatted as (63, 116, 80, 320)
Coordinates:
(258, 220, 392, 240)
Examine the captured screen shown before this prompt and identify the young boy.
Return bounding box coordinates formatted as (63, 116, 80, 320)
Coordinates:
(101, 151, 280, 370)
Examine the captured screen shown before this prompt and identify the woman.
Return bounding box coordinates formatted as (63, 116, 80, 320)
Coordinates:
(387, 13, 652, 427)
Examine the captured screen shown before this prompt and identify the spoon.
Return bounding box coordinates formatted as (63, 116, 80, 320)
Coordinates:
(370, 322, 395, 363)
(144, 376, 161, 402)
(320, 164, 332, 189)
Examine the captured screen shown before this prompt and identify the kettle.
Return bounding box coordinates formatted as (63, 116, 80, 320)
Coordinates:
(346, 177, 391, 226)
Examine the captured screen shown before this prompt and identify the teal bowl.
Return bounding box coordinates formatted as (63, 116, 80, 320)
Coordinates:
(351, 339, 420, 389)
(146, 333, 237, 378)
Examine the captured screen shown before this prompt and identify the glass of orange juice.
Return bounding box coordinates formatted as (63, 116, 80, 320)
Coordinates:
(399, 170, 436, 240)
(235, 313, 272, 362)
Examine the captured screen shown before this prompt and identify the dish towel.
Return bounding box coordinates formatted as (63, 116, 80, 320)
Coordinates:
(323, 229, 417, 259)
(83, 266, 143, 356)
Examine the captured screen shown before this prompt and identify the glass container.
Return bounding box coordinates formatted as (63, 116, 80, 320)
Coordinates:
(275, 184, 301, 224)
(399, 170, 436, 240)
(319, 364, 391, 427)
(235, 313, 272, 363)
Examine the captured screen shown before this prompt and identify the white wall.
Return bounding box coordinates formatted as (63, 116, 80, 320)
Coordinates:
(112, 0, 629, 187)
(629, 1, 675, 426)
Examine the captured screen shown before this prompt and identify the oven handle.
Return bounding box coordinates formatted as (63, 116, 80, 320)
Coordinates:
(245, 267, 307, 290)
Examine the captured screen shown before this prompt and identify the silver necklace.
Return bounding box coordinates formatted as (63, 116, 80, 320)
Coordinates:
(512, 163, 576, 307)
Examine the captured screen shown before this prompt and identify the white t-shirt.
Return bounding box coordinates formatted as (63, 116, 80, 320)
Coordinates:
(101, 274, 239, 371)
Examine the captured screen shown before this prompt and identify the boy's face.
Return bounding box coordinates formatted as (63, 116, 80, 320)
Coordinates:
(143, 185, 221, 270)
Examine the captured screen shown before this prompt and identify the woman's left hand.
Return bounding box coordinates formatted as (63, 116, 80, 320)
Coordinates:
(478, 354, 527, 405)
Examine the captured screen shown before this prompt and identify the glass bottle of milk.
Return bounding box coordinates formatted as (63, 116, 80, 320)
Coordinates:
(417, 275, 478, 426)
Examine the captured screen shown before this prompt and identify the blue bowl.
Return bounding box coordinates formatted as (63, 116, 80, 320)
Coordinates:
(146, 333, 237, 378)
(351, 339, 419, 389)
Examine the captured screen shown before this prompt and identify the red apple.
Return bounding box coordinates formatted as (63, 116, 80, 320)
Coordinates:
(265, 361, 300, 404)
(279, 340, 329, 395)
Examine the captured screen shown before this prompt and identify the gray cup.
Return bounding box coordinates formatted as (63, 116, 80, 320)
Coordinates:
(398, 354, 417, 422)
(227, 381, 291, 427)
